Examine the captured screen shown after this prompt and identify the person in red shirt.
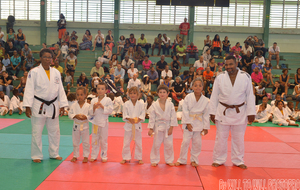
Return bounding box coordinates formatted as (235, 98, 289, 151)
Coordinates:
(251, 67, 266, 86)
(179, 18, 190, 46)
(185, 42, 199, 65)
(203, 66, 214, 90)
(211, 34, 222, 57)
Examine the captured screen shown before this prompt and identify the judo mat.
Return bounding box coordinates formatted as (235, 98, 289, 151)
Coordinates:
(1, 115, 300, 190)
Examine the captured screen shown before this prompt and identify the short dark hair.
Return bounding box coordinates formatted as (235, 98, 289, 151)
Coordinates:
(225, 55, 236, 63)
(282, 68, 288, 73)
(273, 42, 277, 44)
(275, 100, 284, 107)
(147, 95, 154, 100)
(13, 88, 18, 96)
(157, 84, 169, 93)
(40, 48, 54, 58)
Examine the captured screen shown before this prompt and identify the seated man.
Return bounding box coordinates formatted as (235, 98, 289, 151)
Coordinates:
(156, 55, 167, 77)
(251, 67, 266, 86)
(137, 34, 151, 54)
(114, 63, 125, 92)
(134, 46, 145, 67)
(23, 53, 38, 71)
(127, 73, 141, 90)
(160, 65, 173, 85)
(254, 83, 266, 105)
(5, 41, 16, 57)
(171, 76, 185, 104)
(92, 30, 105, 51)
(272, 81, 286, 101)
(241, 42, 252, 56)
(162, 33, 171, 55)
(194, 56, 207, 71)
(147, 65, 159, 86)
(0, 71, 14, 97)
(268, 42, 280, 68)
(90, 61, 105, 80)
(121, 55, 134, 71)
(151, 33, 162, 56)
(185, 42, 199, 65)
(253, 35, 267, 57)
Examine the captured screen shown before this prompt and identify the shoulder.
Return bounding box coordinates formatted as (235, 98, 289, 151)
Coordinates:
(240, 71, 251, 78)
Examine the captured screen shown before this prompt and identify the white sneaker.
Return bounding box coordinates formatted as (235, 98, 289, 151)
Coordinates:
(277, 65, 279, 69)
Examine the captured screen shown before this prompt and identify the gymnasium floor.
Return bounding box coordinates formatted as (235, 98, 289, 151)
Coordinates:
(1, 115, 300, 190)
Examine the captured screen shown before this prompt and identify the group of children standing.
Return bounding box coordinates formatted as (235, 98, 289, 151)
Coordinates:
(68, 78, 210, 167)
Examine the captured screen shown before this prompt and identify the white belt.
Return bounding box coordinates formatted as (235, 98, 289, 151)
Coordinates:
(189, 113, 203, 121)
(126, 117, 139, 141)
(75, 121, 88, 131)
(156, 120, 169, 138)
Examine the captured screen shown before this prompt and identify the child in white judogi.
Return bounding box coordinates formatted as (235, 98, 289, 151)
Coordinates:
(254, 104, 269, 123)
(175, 78, 210, 167)
(286, 102, 300, 121)
(0, 90, 10, 116)
(176, 93, 186, 121)
(121, 87, 145, 164)
(68, 87, 90, 163)
(273, 100, 299, 126)
(148, 85, 178, 167)
(89, 83, 113, 162)
(144, 95, 154, 119)
(9, 89, 24, 115)
(107, 93, 122, 117)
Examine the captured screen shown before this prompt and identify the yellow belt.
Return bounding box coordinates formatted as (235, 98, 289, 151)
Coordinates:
(75, 121, 87, 131)
(189, 113, 203, 121)
(126, 117, 139, 141)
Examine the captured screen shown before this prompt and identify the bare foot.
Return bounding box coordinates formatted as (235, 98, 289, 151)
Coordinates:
(9, 110, 12, 115)
(120, 160, 126, 164)
(89, 159, 97, 162)
(278, 123, 283, 126)
(166, 163, 174, 166)
(82, 157, 88, 163)
(212, 163, 221, 167)
(18, 108, 22, 115)
(253, 120, 258, 123)
(174, 162, 181, 166)
(71, 157, 77, 162)
(191, 162, 199, 167)
(2, 110, 7, 116)
(237, 164, 247, 169)
(102, 159, 107, 163)
(33, 159, 41, 163)
(52, 156, 62, 160)
(151, 163, 157, 167)
(138, 160, 144, 164)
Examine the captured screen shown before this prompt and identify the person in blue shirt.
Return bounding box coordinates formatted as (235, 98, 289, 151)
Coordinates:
(9, 50, 21, 78)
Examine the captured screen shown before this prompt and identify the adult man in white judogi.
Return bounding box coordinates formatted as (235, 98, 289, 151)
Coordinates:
(23, 49, 68, 163)
(210, 55, 256, 169)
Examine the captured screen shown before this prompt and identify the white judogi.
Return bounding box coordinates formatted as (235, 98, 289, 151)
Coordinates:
(148, 99, 178, 164)
(255, 104, 272, 123)
(68, 102, 90, 158)
(177, 93, 210, 165)
(122, 100, 145, 160)
(271, 100, 287, 107)
(23, 65, 68, 160)
(0, 95, 10, 115)
(111, 96, 122, 115)
(273, 107, 296, 126)
(209, 69, 256, 166)
(286, 107, 300, 120)
(88, 96, 113, 160)
(176, 99, 184, 119)
(9, 95, 24, 113)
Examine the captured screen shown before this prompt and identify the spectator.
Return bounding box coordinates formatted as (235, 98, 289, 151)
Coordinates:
(280, 68, 290, 95)
(126, 63, 139, 83)
(61, 41, 68, 59)
(172, 34, 182, 56)
(16, 71, 27, 97)
(253, 50, 265, 65)
(142, 54, 152, 77)
(125, 47, 135, 61)
(92, 30, 105, 52)
(64, 51, 77, 86)
(91, 72, 101, 89)
(293, 83, 300, 109)
(194, 56, 207, 71)
(134, 46, 145, 67)
(0, 43, 5, 58)
(14, 28, 26, 49)
(0, 61, 5, 75)
(0, 71, 13, 97)
(2, 54, 10, 72)
(203, 67, 214, 89)
(105, 30, 114, 51)
(211, 34, 222, 57)
(151, 33, 162, 56)
(195, 68, 202, 79)
(23, 53, 38, 71)
(121, 55, 134, 70)
(6, 28, 15, 44)
(57, 13, 67, 44)
(179, 18, 190, 45)
(156, 55, 167, 77)
(147, 65, 159, 86)
(185, 76, 193, 94)
(9, 50, 21, 78)
(255, 83, 266, 105)
(263, 59, 274, 86)
(80, 30, 92, 50)
(252, 57, 263, 72)
(221, 36, 230, 53)
(109, 54, 119, 68)
(6, 41, 17, 57)
(141, 75, 151, 100)
(53, 59, 63, 77)
(162, 33, 171, 55)
(90, 61, 105, 79)
(171, 55, 181, 79)
(230, 42, 241, 54)
(137, 33, 151, 54)
(253, 35, 267, 57)
(109, 68, 115, 81)
(121, 38, 131, 60)
(161, 76, 172, 90)
(129, 33, 136, 50)
(20, 43, 32, 58)
(272, 81, 286, 101)
(70, 30, 78, 41)
(0, 27, 4, 46)
(234, 51, 242, 69)
(215, 65, 223, 76)
(185, 42, 199, 65)
(251, 67, 266, 86)
(188, 66, 196, 80)
(268, 42, 280, 68)
(176, 41, 186, 63)
(204, 35, 211, 48)
(117, 35, 125, 55)
(62, 31, 70, 44)
(208, 58, 217, 76)
(114, 63, 125, 91)
(171, 76, 185, 104)
(241, 42, 252, 56)
(180, 70, 189, 84)
(203, 49, 211, 63)
(98, 45, 112, 64)
(53, 44, 63, 63)
(160, 65, 173, 85)
(77, 72, 89, 89)
(127, 73, 141, 90)
(69, 37, 79, 55)
(294, 68, 300, 86)
(242, 51, 253, 74)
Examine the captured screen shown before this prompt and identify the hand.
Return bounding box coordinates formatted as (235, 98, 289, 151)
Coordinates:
(59, 107, 65, 116)
(168, 127, 173, 136)
(93, 102, 101, 110)
(201, 129, 208, 136)
(25, 107, 32, 118)
(148, 129, 154, 136)
(186, 124, 193, 132)
(210, 115, 216, 124)
(247, 115, 255, 124)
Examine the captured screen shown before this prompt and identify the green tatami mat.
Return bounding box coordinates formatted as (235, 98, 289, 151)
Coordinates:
(249, 121, 300, 128)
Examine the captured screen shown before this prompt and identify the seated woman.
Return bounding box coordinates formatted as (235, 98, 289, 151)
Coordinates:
(129, 33, 136, 50)
(69, 37, 79, 55)
(77, 72, 89, 89)
(263, 59, 274, 86)
(105, 30, 114, 51)
(98, 45, 112, 64)
(208, 58, 217, 76)
(53, 44, 63, 63)
(171, 76, 185, 104)
(14, 28, 26, 49)
(176, 41, 186, 63)
(253, 50, 265, 65)
(62, 31, 70, 44)
(121, 38, 131, 60)
(151, 33, 162, 56)
(273, 100, 299, 126)
(109, 54, 119, 68)
(64, 51, 77, 86)
(80, 30, 92, 50)
(6, 28, 15, 44)
(211, 34, 222, 57)
(222, 36, 230, 53)
(15, 71, 28, 97)
(171, 55, 181, 79)
(126, 63, 138, 83)
(204, 35, 212, 48)
(293, 83, 300, 109)
(294, 68, 300, 86)
(172, 34, 182, 56)
(230, 42, 241, 55)
(141, 75, 151, 101)
(117, 35, 126, 55)
(280, 68, 290, 95)
(125, 47, 135, 61)
(70, 31, 78, 41)
(142, 54, 152, 77)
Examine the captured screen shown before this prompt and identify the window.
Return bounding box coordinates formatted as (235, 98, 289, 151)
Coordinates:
(74, 0, 87, 22)
(0, 0, 40, 20)
(270, 0, 299, 28)
(134, 0, 147, 24)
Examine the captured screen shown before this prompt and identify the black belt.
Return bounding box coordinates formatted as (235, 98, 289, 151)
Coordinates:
(34, 96, 58, 119)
